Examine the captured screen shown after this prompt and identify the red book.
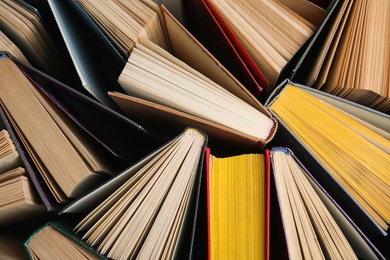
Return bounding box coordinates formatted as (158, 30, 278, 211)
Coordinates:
(183, 0, 268, 100)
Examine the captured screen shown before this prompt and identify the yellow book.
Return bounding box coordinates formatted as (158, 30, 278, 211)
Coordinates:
(206, 148, 268, 260)
(266, 81, 390, 235)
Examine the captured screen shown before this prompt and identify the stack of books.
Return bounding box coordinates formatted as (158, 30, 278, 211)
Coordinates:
(0, 0, 388, 259)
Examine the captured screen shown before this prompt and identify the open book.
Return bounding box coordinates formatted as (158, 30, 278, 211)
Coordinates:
(266, 80, 390, 236)
(270, 147, 384, 259)
(0, 130, 46, 227)
(110, 38, 277, 154)
(25, 221, 105, 260)
(62, 128, 207, 259)
(0, 167, 45, 227)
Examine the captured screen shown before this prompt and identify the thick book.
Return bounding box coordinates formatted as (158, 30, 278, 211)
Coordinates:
(61, 128, 208, 259)
(265, 79, 390, 236)
(0, 129, 22, 175)
(1, 218, 56, 260)
(0, 94, 60, 212)
(205, 147, 270, 260)
(109, 38, 277, 155)
(0, 52, 161, 210)
(288, 0, 347, 86)
(291, 0, 390, 113)
(270, 147, 385, 260)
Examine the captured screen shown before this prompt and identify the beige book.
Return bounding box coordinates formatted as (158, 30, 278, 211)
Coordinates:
(0, 129, 23, 175)
(308, 0, 353, 88)
(25, 222, 101, 260)
(109, 5, 278, 153)
(118, 40, 275, 141)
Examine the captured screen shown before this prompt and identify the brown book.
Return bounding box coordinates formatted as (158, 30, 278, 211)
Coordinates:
(0, 52, 160, 206)
(0, 55, 115, 202)
(0, 129, 22, 175)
